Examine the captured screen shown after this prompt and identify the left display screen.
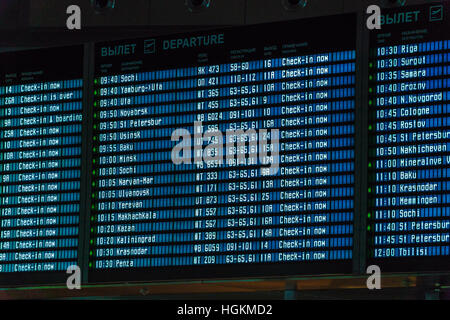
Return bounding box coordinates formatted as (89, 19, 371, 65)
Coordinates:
(0, 46, 84, 285)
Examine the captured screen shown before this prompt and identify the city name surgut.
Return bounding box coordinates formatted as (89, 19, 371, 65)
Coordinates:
(171, 121, 279, 176)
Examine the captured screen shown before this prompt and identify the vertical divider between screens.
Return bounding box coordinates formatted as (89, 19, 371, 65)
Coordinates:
(352, 11, 361, 275)
(80, 43, 95, 284)
(354, 9, 370, 275)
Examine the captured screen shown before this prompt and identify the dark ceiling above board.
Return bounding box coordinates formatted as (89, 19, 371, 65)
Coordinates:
(0, 0, 434, 30)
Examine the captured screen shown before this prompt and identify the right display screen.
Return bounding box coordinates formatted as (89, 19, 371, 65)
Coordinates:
(368, 1, 450, 271)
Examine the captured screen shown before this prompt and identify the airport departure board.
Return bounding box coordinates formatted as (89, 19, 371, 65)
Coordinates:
(90, 14, 356, 282)
(0, 46, 84, 285)
(368, 2, 450, 271)
(4, 4, 450, 288)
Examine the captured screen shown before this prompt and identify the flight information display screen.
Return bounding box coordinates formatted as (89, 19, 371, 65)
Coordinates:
(367, 2, 450, 271)
(90, 14, 356, 281)
(0, 46, 84, 285)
